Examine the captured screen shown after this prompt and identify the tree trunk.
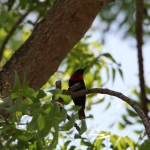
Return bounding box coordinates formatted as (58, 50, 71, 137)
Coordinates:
(0, 0, 114, 98)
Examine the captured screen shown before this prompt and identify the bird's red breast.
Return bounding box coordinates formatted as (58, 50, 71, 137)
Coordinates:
(70, 72, 83, 81)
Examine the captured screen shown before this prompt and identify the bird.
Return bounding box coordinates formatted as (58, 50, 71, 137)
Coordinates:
(69, 67, 88, 119)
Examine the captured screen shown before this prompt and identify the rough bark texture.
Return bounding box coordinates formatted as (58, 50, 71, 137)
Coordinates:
(0, 0, 114, 98)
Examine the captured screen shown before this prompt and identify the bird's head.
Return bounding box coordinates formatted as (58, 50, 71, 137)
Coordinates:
(70, 66, 88, 81)
(74, 66, 88, 74)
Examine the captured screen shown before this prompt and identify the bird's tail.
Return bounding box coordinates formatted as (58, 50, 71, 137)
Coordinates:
(78, 108, 85, 120)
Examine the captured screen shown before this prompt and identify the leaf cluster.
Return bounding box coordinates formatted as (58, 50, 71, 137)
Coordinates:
(0, 72, 87, 149)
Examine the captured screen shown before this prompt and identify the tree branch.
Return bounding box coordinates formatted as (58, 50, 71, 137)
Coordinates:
(0, 10, 30, 61)
(136, 0, 149, 116)
(63, 82, 84, 95)
(63, 84, 150, 138)
(67, 114, 80, 133)
(0, 0, 114, 98)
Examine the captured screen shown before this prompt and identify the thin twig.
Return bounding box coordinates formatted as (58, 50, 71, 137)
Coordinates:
(63, 82, 84, 95)
(67, 114, 80, 132)
(136, 0, 149, 117)
(0, 10, 30, 61)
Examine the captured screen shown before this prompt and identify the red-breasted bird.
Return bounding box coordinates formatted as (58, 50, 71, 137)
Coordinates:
(69, 67, 88, 119)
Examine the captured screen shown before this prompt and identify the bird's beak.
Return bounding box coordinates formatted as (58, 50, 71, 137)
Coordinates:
(83, 66, 88, 71)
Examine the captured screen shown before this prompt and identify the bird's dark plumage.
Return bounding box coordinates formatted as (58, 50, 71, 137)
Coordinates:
(69, 67, 87, 119)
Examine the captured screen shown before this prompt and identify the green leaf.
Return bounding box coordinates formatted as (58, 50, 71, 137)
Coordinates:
(146, 85, 150, 95)
(93, 98, 104, 104)
(36, 119, 52, 138)
(94, 139, 105, 149)
(38, 114, 45, 130)
(68, 105, 81, 112)
(22, 85, 36, 100)
(140, 140, 150, 150)
(28, 120, 37, 132)
(105, 66, 110, 81)
(131, 88, 140, 99)
(79, 119, 87, 135)
(110, 134, 120, 149)
(134, 130, 143, 135)
(102, 53, 116, 63)
(53, 103, 60, 116)
(7, 97, 22, 112)
(11, 92, 20, 99)
(93, 131, 110, 149)
(43, 103, 52, 115)
(49, 125, 58, 149)
(58, 94, 71, 105)
(62, 140, 71, 150)
(118, 68, 124, 80)
(97, 131, 111, 138)
(49, 88, 62, 95)
(122, 114, 133, 125)
(60, 114, 75, 131)
(20, 98, 32, 110)
(104, 102, 111, 111)
(17, 134, 28, 144)
(12, 70, 20, 92)
(36, 89, 46, 99)
(118, 137, 127, 150)
(21, 68, 36, 100)
(80, 139, 92, 147)
(110, 135, 132, 150)
(0, 97, 12, 110)
(118, 122, 125, 130)
(60, 108, 67, 122)
(125, 136, 134, 150)
(136, 119, 142, 124)
(112, 67, 116, 83)
(54, 110, 66, 122)
(74, 134, 82, 139)
(15, 111, 22, 121)
(127, 108, 138, 117)
(69, 146, 76, 150)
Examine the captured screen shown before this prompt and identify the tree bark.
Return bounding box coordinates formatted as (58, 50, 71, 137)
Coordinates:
(136, 0, 149, 117)
(0, 0, 114, 98)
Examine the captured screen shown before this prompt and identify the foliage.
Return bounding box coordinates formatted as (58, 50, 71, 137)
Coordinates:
(0, 72, 86, 149)
(0, 73, 147, 149)
(100, 0, 150, 39)
(0, 0, 149, 149)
